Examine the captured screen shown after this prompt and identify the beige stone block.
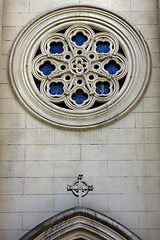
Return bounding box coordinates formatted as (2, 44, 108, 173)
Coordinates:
(0, 161, 25, 177)
(55, 160, 107, 177)
(0, 69, 9, 83)
(4, 0, 29, 13)
(121, 11, 158, 25)
(145, 161, 160, 177)
(0, 213, 22, 229)
(25, 177, 72, 195)
(106, 178, 137, 193)
(83, 195, 109, 212)
(29, 0, 79, 13)
(24, 178, 55, 194)
(3, 13, 37, 27)
(0, 178, 23, 194)
(0, 130, 25, 144)
(80, 161, 108, 177)
(138, 177, 160, 193)
(135, 113, 160, 128)
(151, 68, 160, 82)
(26, 115, 49, 128)
(107, 212, 139, 229)
(24, 129, 55, 145)
(10, 162, 25, 177)
(22, 195, 54, 212)
(108, 113, 135, 129)
(82, 128, 107, 144)
(80, 0, 131, 11)
(133, 97, 160, 113)
(139, 212, 160, 228)
(109, 194, 160, 211)
(89, 177, 137, 194)
(53, 195, 77, 211)
(0, 129, 55, 144)
(2, 40, 13, 54)
(147, 39, 160, 53)
(151, 53, 160, 67)
(0, 114, 25, 128)
(0, 84, 14, 98)
(131, 0, 157, 11)
(108, 161, 157, 177)
(0, 99, 25, 113)
(145, 128, 160, 143)
(54, 129, 82, 145)
(0, 162, 11, 177)
(23, 212, 54, 229)
(145, 81, 160, 97)
(0, 230, 26, 240)
(107, 128, 145, 144)
(137, 144, 160, 161)
(0, 195, 54, 212)
(80, 128, 107, 145)
(0, 145, 25, 161)
(25, 161, 54, 177)
(55, 161, 79, 177)
(1, 55, 8, 69)
(81, 144, 137, 161)
(26, 144, 79, 161)
(137, 24, 159, 39)
(2, 26, 22, 41)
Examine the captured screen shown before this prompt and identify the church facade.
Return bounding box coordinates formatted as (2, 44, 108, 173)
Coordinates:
(0, 0, 160, 240)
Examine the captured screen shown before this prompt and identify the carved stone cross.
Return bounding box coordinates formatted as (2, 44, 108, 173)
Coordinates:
(67, 174, 94, 206)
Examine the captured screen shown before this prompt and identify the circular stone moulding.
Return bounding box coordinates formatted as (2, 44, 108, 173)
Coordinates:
(9, 5, 151, 128)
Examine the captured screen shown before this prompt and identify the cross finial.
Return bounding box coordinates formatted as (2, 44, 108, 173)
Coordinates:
(67, 174, 94, 206)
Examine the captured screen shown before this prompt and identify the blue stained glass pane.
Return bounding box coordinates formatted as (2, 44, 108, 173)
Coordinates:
(58, 28, 67, 34)
(96, 41, 110, 53)
(93, 29, 101, 34)
(50, 42, 63, 54)
(49, 82, 64, 95)
(39, 61, 55, 75)
(96, 82, 110, 94)
(104, 60, 120, 75)
(72, 32, 88, 46)
(119, 77, 126, 90)
(118, 46, 125, 56)
(35, 47, 41, 57)
(34, 78, 41, 91)
(72, 89, 88, 104)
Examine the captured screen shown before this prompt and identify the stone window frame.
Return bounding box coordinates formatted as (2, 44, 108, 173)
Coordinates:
(9, 5, 151, 128)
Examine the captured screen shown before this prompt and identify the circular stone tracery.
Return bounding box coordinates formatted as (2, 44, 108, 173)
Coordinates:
(9, 5, 151, 128)
(32, 24, 128, 110)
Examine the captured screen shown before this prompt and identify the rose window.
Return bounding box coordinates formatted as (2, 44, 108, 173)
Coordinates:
(32, 24, 128, 110)
(9, 5, 150, 128)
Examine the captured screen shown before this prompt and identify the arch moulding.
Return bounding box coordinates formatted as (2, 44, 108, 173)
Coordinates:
(19, 207, 141, 240)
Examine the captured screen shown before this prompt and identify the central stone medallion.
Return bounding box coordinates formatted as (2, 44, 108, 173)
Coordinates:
(70, 56, 90, 75)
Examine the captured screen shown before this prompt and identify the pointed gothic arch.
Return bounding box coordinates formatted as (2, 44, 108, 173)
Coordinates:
(19, 207, 141, 240)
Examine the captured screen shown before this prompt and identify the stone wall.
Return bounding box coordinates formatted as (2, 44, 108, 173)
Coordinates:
(0, 0, 160, 239)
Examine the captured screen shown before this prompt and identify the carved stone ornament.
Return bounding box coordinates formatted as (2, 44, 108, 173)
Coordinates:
(9, 5, 151, 128)
(67, 174, 94, 206)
